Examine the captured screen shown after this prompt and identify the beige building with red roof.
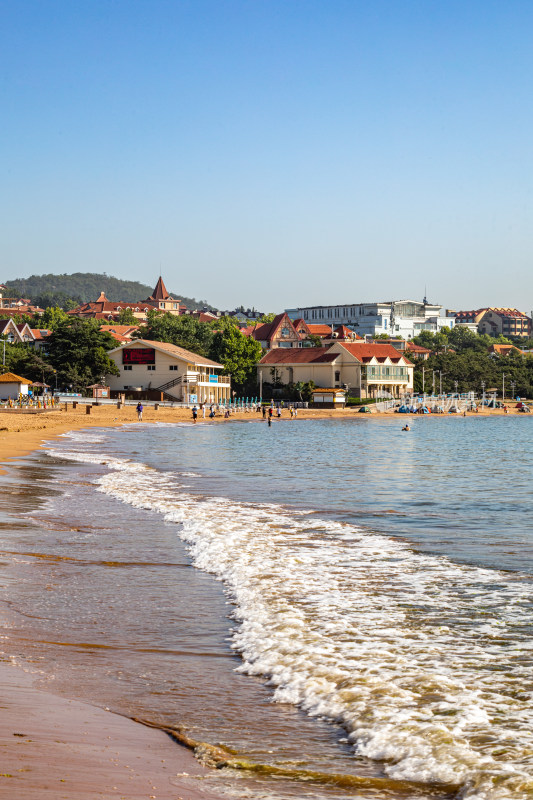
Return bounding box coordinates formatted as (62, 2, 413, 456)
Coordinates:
(450, 308, 532, 337)
(257, 342, 413, 399)
(106, 339, 230, 404)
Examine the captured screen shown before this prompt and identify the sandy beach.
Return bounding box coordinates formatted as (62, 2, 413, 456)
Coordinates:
(0, 660, 225, 800)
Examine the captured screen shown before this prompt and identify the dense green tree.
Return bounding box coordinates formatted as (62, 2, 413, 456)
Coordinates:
(212, 315, 242, 331)
(116, 307, 138, 325)
(5, 273, 214, 310)
(413, 349, 533, 397)
(257, 312, 276, 324)
(32, 291, 82, 310)
(33, 306, 69, 329)
(1, 342, 55, 385)
(139, 311, 214, 356)
(209, 326, 262, 391)
(46, 318, 119, 391)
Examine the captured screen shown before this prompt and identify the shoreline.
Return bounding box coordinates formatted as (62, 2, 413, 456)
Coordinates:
(0, 402, 526, 473)
(0, 658, 224, 799)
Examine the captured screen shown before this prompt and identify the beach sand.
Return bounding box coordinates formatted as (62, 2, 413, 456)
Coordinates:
(0, 399, 526, 798)
(0, 660, 225, 799)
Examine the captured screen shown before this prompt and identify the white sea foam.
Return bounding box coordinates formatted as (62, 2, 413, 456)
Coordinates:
(51, 445, 533, 799)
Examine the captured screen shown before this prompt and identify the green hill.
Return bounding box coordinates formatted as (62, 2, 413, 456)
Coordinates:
(4, 272, 215, 311)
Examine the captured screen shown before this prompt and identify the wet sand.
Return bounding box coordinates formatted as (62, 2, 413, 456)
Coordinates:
(0, 661, 225, 800)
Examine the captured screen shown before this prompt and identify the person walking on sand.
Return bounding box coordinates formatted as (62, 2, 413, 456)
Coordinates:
(268, 415, 272, 427)
(136, 402, 143, 422)
(277, 406, 282, 418)
(192, 405, 198, 423)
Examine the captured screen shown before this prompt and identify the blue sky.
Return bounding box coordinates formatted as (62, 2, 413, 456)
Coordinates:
(1, 1, 532, 312)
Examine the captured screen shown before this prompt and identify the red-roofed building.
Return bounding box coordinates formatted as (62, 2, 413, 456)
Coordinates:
(106, 338, 231, 403)
(449, 308, 532, 337)
(405, 342, 432, 360)
(488, 343, 525, 356)
(248, 313, 301, 349)
(68, 278, 187, 323)
(257, 342, 413, 398)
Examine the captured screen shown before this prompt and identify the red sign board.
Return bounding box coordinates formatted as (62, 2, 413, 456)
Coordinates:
(123, 348, 155, 365)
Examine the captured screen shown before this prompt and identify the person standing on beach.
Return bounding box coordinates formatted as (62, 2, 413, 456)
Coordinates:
(262, 406, 266, 419)
(268, 415, 272, 427)
(192, 405, 198, 423)
(136, 402, 143, 422)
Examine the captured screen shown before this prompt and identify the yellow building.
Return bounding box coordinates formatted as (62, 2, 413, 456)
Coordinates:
(257, 342, 413, 399)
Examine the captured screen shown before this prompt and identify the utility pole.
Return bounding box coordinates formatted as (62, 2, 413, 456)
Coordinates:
(422, 366, 425, 392)
(502, 373, 506, 402)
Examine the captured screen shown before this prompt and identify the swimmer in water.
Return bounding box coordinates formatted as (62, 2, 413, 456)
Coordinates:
(402, 423, 410, 431)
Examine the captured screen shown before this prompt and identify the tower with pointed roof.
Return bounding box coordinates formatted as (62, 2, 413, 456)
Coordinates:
(144, 278, 186, 315)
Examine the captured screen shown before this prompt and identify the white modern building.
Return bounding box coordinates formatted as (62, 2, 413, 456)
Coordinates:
(286, 300, 455, 339)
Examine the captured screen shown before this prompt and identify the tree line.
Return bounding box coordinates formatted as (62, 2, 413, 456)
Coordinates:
(1, 309, 262, 394)
(4, 272, 214, 311)
(411, 327, 533, 397)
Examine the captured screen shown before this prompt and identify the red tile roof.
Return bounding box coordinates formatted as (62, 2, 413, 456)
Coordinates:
(338, 342, 414, 365)
(258, 347, 338, 364)
(109, 339, 223, 368)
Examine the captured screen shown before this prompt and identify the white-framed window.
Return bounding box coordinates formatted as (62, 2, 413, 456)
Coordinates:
(169, 365, 178, 371)
(147, 365, 156, 371)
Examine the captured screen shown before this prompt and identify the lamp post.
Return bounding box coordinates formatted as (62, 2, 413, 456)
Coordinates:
(481, 380, 485, 408)
(454, 380, 458, 397)
(439, 371, 443, 396)
(510, 381, 515, 401)
(502, 373, 506, 402)
(432, 370, 435, 395)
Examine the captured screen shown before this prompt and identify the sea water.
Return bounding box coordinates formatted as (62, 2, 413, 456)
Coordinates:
(0, 415, 532, 799)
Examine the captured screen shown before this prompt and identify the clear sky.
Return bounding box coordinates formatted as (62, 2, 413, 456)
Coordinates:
(1, 1, 532, 313)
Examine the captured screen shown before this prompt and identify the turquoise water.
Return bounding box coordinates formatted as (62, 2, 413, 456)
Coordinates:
(0, 415, 532, 800)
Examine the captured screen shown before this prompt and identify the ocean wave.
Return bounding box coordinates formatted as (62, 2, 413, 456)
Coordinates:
(49, 445, 533, 800)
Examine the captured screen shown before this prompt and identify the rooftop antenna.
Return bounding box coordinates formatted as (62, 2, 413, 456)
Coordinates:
(423, 285, 428, 305)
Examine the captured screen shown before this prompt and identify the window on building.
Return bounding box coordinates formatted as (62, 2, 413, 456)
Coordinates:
(124, 365, 132, 371)
(169, 365, 178, 371)
(335, 371, 341, 382)
(147, 365, 156, 371)
(281, 327, 290, 337)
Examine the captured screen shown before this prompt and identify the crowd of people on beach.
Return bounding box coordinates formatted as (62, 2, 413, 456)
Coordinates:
(188, 400, 300, 425)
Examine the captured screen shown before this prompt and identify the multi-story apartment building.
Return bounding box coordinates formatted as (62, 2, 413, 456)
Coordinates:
(286, 299, 455, 339)
(449, 308, 532, 337)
